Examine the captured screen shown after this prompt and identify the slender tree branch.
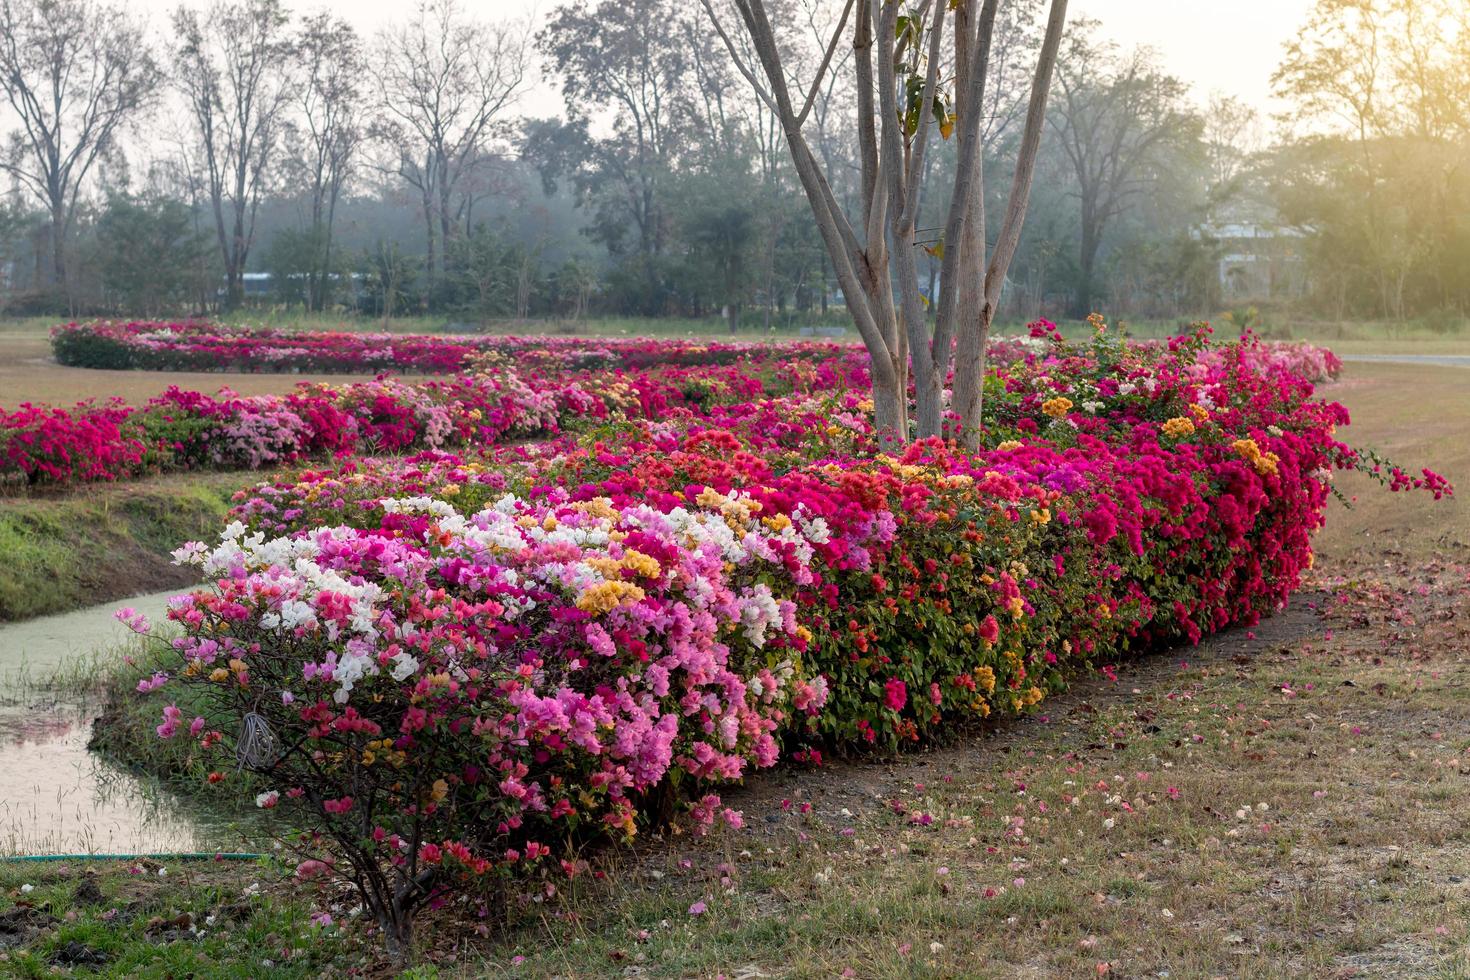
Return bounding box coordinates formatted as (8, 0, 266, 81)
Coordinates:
(794, 0, 855, 127)
(700, 0, 782, 115)
(986, 0, 1068, 310)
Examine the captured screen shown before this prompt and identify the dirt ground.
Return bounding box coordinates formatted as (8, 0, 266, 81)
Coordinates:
(0, 330, 378, 406)
(1310, 363, 1469, 565)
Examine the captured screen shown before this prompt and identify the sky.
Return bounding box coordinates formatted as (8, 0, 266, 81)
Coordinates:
(1067, 0, 1317, 116)
(118, 0, 1320, 122)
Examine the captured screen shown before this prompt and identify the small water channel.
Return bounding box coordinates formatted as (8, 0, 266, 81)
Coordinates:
(0, 591, 262, 856)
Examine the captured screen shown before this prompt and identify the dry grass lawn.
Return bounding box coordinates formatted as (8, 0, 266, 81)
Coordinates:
(1312, 363, 1470, 565)
(0, 329, 378, 406)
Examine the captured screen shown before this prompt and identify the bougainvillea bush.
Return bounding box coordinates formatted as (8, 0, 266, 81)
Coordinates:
(119, 324, 1443, 960)
(50, 319, 848, 374)
(0, 355, 806, 487)
(52, 319, 1346, 384)
(8, 332, 1338, 490)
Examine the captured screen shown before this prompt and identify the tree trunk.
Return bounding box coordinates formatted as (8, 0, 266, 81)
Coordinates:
(49, 198, 67, 297)
(380, 914, 412, 970)
(225, 274, 245, 312)
(763, 212, 777, 331)
(382, 272, 397, 325)
(1075, 222, 1099, 318)
(317, 191, 339, 313)
(949, 298, 989, 447)
(421, 187, 437, 291)
(897, 223, 944, 438)
(317, 234, 332, 312)
(949, 300, 994, 447)
(870, 353, 908, 449)
(223, 242, 245, 312)
(438, 174, 453, 282)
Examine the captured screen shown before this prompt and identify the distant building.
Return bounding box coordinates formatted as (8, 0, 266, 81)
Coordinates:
(1195, 222, 1309, 301)
(242, 272, 273, 300)
(225, 272, 363, 304)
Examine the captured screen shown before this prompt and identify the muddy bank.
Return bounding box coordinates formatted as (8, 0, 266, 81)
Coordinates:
(0, 474, 245, 622)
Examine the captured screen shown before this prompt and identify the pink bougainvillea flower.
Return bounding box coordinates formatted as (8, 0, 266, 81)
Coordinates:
(884, 678, 907, 712)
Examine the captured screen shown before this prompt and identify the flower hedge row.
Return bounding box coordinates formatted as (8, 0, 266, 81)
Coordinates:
(122, 324, 1443, 948)
(10, 331, 1340, 489)
(50, 319, 848, 375)
(1, 359, 790, 487)
(52, 319, 1344, 385)
(985, 331, 1343, 383)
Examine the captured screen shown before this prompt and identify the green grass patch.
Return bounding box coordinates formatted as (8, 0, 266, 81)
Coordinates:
(89, 638, 267, 809)
(0, 474, 246, 623)
(0, 857, 362, 978)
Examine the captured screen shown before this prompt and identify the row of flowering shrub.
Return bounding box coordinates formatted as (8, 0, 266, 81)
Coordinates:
(52, 320, 1344, 384)
(985, 332, 1343, 383)
(9, 332, 1340, 489)
(0, 359, 792, 487)
(1197, 339, 1342, 384)
(50, 319, 849, 375)
(119, 324, 1442, 951)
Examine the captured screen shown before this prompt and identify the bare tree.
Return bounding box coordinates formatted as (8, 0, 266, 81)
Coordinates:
(1203, 94, 1260, 197)
(1050, 27, 1198, 317)
(701, 0, 1068, 446)
(537, 0, 709, 312)
(173, 0, 296, 312)
(974, 0, 1045, 150)
(0, 0, 160, 303)
(373, 0, 529, 292)
(450, 148, 522, 239)
(291, 12, 364, 312)
(1272, 0, 1467, 320)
